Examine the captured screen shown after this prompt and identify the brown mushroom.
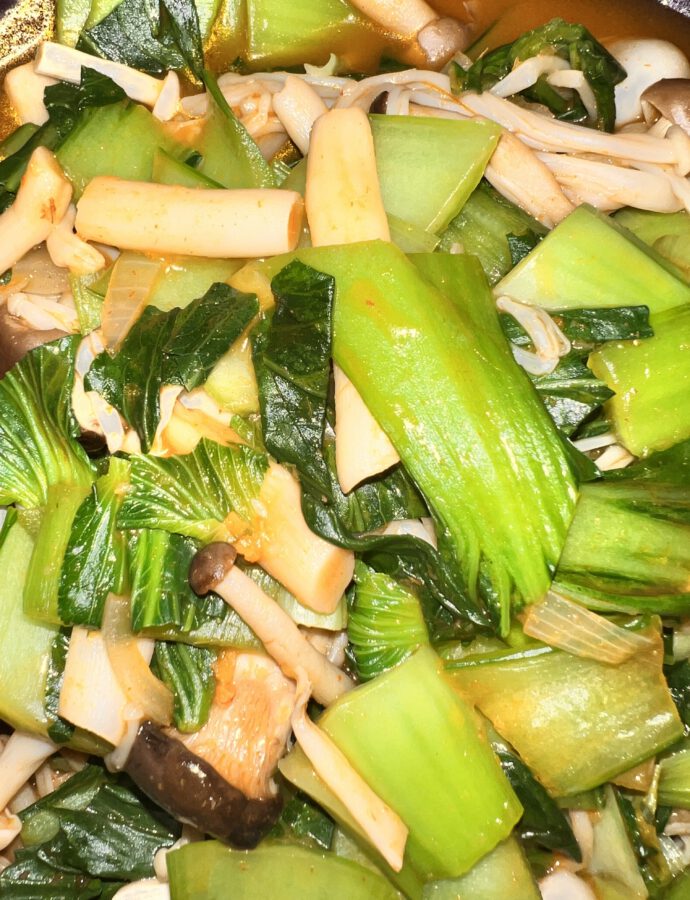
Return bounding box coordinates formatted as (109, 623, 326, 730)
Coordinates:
(641, 78, 690, 133)
(189, 544, 353, 705)
(125, 721, 282, 849)
(0, 305, 64, 378)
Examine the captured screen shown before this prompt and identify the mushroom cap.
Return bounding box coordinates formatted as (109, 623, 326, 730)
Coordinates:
(125, 721, 282, 849)
(0, 307, 64, 378)
(607, 39, 690, 127)
(189, 542, 237, 596)
(641, 78, 690, 133)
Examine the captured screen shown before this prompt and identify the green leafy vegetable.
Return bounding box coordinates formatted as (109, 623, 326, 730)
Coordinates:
(506, 229, 543, 268)
(153, 641, 216, 732)
(0, 336, 92, 508)
(0, 69, 126, 206)
(44, 629, 76, 743)
(271, 792, 335, 851)
(666, 661, 690, 729)
(58, 457, 129, 627)
(86, 284, 258, 450)
(348, 561, 429, 681)
(533, 351, 614, 436)
(0, 765, 178, 896)
(118, 438, 268, 541)
(453, 18, 626, 130)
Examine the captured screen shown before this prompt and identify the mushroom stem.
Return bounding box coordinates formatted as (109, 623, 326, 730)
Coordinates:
(0, 147, 72, 276)
(75, 178, 304, 258)
(273, 75, 328, 155)
(3, 61, 56, 125)
(189, 545, 353, 706)
(0, 731, 57, 810)
(46, 204, 106, 275)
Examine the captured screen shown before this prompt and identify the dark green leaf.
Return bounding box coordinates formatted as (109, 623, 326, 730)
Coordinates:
(496, 749, 581, 860)
(616, 789, 672, 894)
(553, 306, 653, 345)
(0, 336, 93, 508)
(86, 284, 258, 450)
(506, 229, 542, 268)
(0, 852, 107, 899)
(58, 458, 129, 627)
(667, 660, 690, 728)
(0, 70, 126, 206)
(153, 641, 216, 732)
(161, 0, 204, 80)
(271, 792, 335, 850)
(533, 351, 614, 436)
(455, 18, 626, 130)
(79, 0, 184, 75)
(606, 438, 690, 486)
(523, 74, 588, 125)
(44, 629, 75, 744)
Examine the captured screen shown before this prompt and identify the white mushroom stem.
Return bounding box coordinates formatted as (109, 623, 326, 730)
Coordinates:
(490, 54, 569, 98)
(152, 71, 181, 122)
(547, 70, 598, 122)
(334, 365, 400, 494)
(0, 732, 57, 810)
(291, 675, 408, 872)
(306, 108, 401, 492)
(459, 91, 680, 164)
(537, 152, 683, 213)
(35, 41, 163, 108)
(0, 810, 21, 852)
(46, 204, 106, 275)
(273, 75, 328, 155)
(539, 871, 596, 900)
(484, 132, 574, 228)
(7, 291, 79, 333)
(0, 147, 72, 276)
(112, 881, 170, 899)
(247, 463, 355, 615)
(76, 178, 304, 258)
(3, 61, 56, 125)
(210, 564, 353, 706)
(348, 0, 436, 37)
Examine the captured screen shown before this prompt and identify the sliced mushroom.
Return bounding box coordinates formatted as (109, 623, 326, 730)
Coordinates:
(0, 306, 64, 377)
(607, 39, 690, 127)
(125, 721, 282, 848)
(642, 78, 690, 134)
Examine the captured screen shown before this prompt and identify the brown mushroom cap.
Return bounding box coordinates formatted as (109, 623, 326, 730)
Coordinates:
(641, 78, 690, 133)
(0, 306, 65, 378)
(189, 542, 237, 596)
(125, 721, 282, 849)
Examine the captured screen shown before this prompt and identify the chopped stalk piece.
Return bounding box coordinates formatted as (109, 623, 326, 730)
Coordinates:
(76, 178, 304, 258)
(334, 365, 400, 494)
(319, 647, 522, 879)
(291, 674, 408, 872)
(659, 743, 690, 808)
(189, 544, 353, 706)
(3, 61, 56, 125)
(46, 204, 106, 275)
(0, 147, 72, 276)
(448, 627, 682, 795)
(0, 731, 57, 810)
(35, 41, 163, 107)
(273, 75, 327, 155)
(250, 463, 355, 614)
(589, 304, 690, 456)
(521, 591, 655, 664)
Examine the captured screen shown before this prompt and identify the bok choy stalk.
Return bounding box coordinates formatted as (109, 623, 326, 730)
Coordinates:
(348, 561, 429, 682)
(313, 646, 522, 880)
(555, 481, 690, 615)
(0, 337, 94, 622)
(296, 243, 577, 629)
(659, 742, 690, 809)
(425, 837, 540, 899)
(589, 304, 690, 457)
(447, 625, 682, 795)
(167, 841, 399, 900)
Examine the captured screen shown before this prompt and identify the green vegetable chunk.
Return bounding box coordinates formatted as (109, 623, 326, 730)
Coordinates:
(589, 304, 690, 457)
(349, 561, 429, 681)
(299, 243, 576, 628)
(495, 205, 690, 318)
(448, 628, 683, 795)
(424, 837, 540, 900)
(659, 741, 690, 809)
(369, 115, 501, 233)
(615, 208, 690, 280)
(319, 646, 522, 880)
(167, 841, 399, 900)
(555, 481, 690, 615)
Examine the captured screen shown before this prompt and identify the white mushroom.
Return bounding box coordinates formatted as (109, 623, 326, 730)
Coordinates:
(539, 870, 597, 900)
(0, 731, 57, 810)
(46, 204, 106, 275)
(607, 39, 690, 127)
(0, 147, 72, 276)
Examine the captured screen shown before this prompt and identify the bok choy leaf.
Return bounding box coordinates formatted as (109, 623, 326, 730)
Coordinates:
(86, 284, 259, 451)
(153, 641, 216, 733)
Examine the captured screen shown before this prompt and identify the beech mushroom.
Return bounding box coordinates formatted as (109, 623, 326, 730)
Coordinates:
(189, 544, 353, 706)
(642, 78, 690, 134)
(0, 306, 64, 377)
(606, 39, 690, 127)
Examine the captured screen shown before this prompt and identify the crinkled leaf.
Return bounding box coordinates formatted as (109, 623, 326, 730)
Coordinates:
(44, 628, 75, 744)
(607, 439, 690, 486)
(0, 852, 108, 898)
(454, 18, 626, 130)
(507, 229, 543, 268)
(534, 351, 614, 436)
(58, 457, 129, 627)
(0, 336, 93, 507)
(86, 284, 258, 451)
(118, 438, 268, 541)
(153, 641, 216, 732)
(161, 0, 204, 80)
